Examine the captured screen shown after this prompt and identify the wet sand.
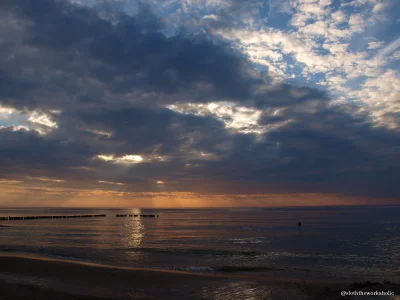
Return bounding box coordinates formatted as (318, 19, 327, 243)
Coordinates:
(0, 253, 399, 299)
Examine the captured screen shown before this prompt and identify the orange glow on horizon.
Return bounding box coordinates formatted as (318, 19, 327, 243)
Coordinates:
(0, 182, 397, 208)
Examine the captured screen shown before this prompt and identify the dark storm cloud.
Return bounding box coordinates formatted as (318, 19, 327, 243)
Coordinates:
(0, 0, 399, 200)
(0, 0, 326, 111)
(55, 107, 231, 156)
(211, 103, 400, 197)
(0, 106, 232, 189)
(0, 0, 265, 111)
(0, 126, 94, 176)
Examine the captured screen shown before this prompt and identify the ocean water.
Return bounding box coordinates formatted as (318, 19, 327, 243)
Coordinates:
(1, 206, 399, 282)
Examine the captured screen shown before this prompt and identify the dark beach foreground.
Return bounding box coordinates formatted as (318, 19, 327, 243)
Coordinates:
(0, 253, 399, 300)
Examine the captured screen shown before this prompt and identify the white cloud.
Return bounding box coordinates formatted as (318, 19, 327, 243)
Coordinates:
(319, 0, 332, 7)
(0, 179, 23, 185)
(28, 111, 58, 128)
(98, 180, 125, 186)
(331, 10, 347, 23)
(323, 42, 349, 54)
(0, 106, 16, 118)
(86, 129, 113, 137)
(119, 155, 143, 163)
(202, 14, 219, 21)
(0, 106, 59, 135)
(27, 177, 65, 182)
(0, 125, 30, 132)
(96, 154, 144, 164)
(373, 2, 390, 13)
(97, 155, 114, 161)
(377, 37, 400, 58)
(368, 40, 385, 50)
(168, 102, 266, 134)
(206, 0, 399, 130)
(349, 69, 400, 128)
(348, 14, 366, 32)
(389, 51, 400, 61)
(243, 44, 283, 62)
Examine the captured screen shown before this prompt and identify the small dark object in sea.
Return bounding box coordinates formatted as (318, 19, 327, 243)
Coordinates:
(298, 222, 302, 227)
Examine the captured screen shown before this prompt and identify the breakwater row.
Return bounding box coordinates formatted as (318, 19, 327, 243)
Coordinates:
(0, 214, 162, 221)
(0, 214, 106, 221)
(116, 214, 158, 218)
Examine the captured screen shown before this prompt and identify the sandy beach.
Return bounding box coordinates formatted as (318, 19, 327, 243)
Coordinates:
(0, 253, 399, 300)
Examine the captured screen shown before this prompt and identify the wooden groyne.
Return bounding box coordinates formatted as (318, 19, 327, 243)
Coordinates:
(0, 214, 106, 221)
(0, 214, 162, 221)
(116, 214, 158, 218)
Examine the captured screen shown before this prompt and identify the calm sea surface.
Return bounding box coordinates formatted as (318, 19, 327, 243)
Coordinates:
(1, 206, 399, 281)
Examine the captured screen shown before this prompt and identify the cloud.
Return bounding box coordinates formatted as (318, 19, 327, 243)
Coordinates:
(98, 180, 125, 186)
(97, 154, 144, 164)
(28, 112, 58, 128)
(27, 177, 65, 183)
(207, 0, 399, 130)
(348, 13, 367, 33)
(368, 40, 385, 50)
(0, 0, 266, 113)
(0, 0, 399, 205)
(168, 102, 265, 133)
(377, 36, 400, 58)
(0, 179, 23, 185)
(373, 1, 390, 13)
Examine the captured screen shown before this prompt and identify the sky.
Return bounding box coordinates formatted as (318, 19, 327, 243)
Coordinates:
(0, 0, 399, 207)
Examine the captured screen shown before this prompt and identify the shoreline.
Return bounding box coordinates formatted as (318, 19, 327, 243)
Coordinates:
(0, 251, 346, 284)
(1, 252, 399, 299)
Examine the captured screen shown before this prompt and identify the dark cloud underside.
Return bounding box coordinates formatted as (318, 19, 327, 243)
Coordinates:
(0, 0, 399, 203)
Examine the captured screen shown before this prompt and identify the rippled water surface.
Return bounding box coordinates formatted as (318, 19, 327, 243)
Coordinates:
(1, 206, 399, 281)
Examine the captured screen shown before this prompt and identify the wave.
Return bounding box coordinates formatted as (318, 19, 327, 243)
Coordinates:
(125, 247, 262, 256)
(150, 266, 215, 273)
(39, 253, 97, 264)
(148, 265, 285, 273)
(214, 266, 285, 273)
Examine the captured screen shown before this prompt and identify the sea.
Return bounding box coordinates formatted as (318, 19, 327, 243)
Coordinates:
(1, 205, 399, 282)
